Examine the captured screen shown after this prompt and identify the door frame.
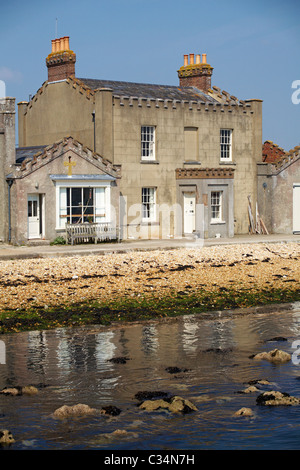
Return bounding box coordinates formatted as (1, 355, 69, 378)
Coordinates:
(27, 194, 45, 239)
(183, 191, 196, 234)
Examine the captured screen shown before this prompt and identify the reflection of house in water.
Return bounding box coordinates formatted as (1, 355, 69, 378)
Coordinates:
(2, 310, 296, 392)
(95, 331, 116, 365)
(141, 325, 158, 355)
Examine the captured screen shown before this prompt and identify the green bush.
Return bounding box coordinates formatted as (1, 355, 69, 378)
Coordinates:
(50, 236, 66, 245)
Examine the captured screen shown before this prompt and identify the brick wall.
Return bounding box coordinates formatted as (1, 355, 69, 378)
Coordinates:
(179, 73, 212, 93)
(46, 52, 76, 82)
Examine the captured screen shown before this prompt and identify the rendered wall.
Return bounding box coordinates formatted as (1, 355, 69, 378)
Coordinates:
(257, 154, 300, 234)
(10, 143, 120, 244)
(0, 97, 15, 242)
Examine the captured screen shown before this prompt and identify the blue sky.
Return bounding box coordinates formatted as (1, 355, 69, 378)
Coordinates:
(1, 0, 299, 151)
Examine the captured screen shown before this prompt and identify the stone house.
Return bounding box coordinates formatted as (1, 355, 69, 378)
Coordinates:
(3, 36, 264, 244)
(9, 137, 121, 244)
(258, 145, 300, 234)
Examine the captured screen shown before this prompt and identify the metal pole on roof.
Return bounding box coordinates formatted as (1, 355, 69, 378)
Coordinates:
(92, 111, 96, 152)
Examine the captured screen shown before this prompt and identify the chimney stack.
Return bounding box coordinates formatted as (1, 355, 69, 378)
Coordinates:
(177, 52, 213, 94)
(46, 36, 76, 82)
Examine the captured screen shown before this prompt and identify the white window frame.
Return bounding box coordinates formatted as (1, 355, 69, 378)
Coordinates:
(55, 179, 111, 229)
(142, 187, 156, 222)
(141, 126, 155, 160)
(210, 191, 223, 223)
(220, 129, 232, 161)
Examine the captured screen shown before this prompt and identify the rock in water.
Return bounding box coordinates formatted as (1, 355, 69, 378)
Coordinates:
(233, 408, 254, 417)
(0, 385, 38, 396)
(250, 349, 291, 364)
(53, 403, 99, 418)
(0, 430, 15, 445)
(139, 396, 197, 414)
(256, 391, 300, 406)
(100, 405, 121, 416)
(167, 396, 198, 413)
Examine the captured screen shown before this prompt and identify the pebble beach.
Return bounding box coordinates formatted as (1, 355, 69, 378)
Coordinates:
(0, 242, 299, 313)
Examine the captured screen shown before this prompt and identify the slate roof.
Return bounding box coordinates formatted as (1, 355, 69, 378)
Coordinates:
(16, 145, 48, 164)
(78, 78, 218, 103)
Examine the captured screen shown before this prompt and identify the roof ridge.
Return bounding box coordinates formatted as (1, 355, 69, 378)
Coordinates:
(78, 77, 217, 103)
(14, 136, 120, 179)
(78, 77, 185, 88)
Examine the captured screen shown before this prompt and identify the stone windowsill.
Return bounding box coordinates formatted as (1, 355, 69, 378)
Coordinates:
(219, 161, 237, 165)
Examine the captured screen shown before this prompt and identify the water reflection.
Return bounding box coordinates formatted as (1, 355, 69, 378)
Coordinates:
(0, 304, 300, 450)
(141, 325, 158, 355)
(95, 331, 117, 366)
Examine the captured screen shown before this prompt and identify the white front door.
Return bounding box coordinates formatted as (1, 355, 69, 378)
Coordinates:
(293, 184, 300, 233)
(28, 195, 40, 239)
(183, 192, 196, 233)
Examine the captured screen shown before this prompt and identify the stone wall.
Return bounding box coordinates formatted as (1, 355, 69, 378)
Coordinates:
(257, 146, 300, 234)
(0, 97, 15, 242)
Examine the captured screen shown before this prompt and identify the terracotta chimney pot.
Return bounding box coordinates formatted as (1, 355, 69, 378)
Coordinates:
(178, 51, 213, 93)
(63, 36, 70, 50)
(46, 36, 76, 81)
(184, 54, 188, 66)
(55, 39, 60, 52)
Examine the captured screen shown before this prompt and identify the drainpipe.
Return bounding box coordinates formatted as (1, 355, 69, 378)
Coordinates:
(6, 178, 13, 243)
(92, 110, 96, 153)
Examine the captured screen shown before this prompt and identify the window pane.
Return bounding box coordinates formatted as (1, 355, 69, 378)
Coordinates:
(72, 187, 82, 207)
(28, 201, 32, 217)
(141, 126, 155, 159)
(83, 187, 93, 206)
(220, 130, 231, 160)
(142, 187, 155, 220)
(211, 191, 222, 221)
(32, 200, 38, 217)
(95, 187, 106, 222)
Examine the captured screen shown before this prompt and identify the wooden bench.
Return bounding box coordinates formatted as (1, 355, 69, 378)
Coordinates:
(66, 222, 118, 245)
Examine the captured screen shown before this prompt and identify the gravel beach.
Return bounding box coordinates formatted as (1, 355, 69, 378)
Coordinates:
(0, 242, 299, 312)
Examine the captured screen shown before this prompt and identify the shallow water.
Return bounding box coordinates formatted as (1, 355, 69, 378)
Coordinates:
(1, 303, 300, 450)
